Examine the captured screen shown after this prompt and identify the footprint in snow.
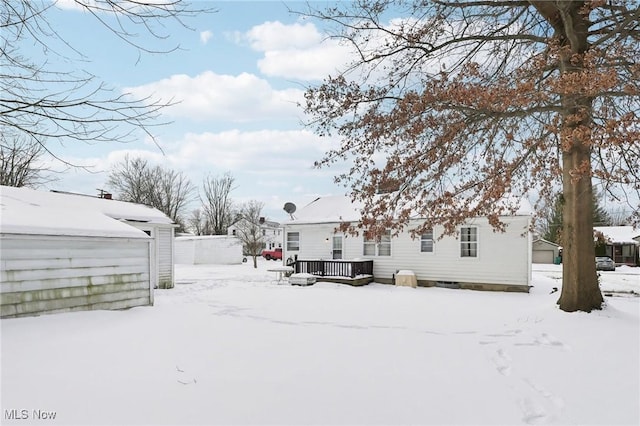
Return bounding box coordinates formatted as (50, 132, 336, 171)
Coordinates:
(492, 348, 512, 376)
(535, 333, 569, 350)
(176, 365, 197, 385)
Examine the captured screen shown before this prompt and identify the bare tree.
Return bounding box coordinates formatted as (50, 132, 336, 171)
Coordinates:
(300, 0, 639, 312)
(0, 1, 213, 157)
(608, 207, 634, 226)
(187, 209, 207, 236)
(234, 201, 266, 268)
(0, 131, 56, 187)
(106, 155, 195, 231)
(201, 172, 236, 235)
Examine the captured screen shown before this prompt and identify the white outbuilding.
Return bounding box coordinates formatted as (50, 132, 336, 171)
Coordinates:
(0, 185, 177, 290)
(1, 185, 178, 319)
(175, 235, 243, 265)
(1, 193, 153, 318)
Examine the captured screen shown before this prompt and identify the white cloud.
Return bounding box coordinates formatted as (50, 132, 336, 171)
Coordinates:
(243, 21, 322, 51)
(54, 0, 96, 11)
(175, 129, 328, 172)
(124, 71, 304, 121)
(235, 21, 354, 81)
(200, 30, 213, 44)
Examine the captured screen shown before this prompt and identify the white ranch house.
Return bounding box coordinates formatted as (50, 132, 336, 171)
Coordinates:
(282, 196, 533, 292)
(1, 186, 177, 318)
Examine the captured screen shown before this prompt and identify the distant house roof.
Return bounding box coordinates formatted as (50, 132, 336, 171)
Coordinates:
(533, 238, 560, 248)
(594, 226, 640, 244)
(0, 185, 174, 225)
(285, 195, 533, 225)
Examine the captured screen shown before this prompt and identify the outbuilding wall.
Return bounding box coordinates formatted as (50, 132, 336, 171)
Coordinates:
(127, 223, 175, 289)
(175, 236, 243, 265)
(532, 239, 560, 264)
(0, 234, 151, 318)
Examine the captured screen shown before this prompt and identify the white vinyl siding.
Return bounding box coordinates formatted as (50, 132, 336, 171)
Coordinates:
(128, 224, 175, 290)
(284, 216, 531, 288)
(157, 227, 174, 289)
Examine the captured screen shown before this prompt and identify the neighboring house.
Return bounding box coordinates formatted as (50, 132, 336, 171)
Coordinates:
(594, 226, 640, 266)
(175, 235, 243, 265)
(0, 185, 177, 290)
(1, 191, 153, 318)
(532, 238, 561, 264)
(228, 218, 283, 250)
(282, 196, 533, 292)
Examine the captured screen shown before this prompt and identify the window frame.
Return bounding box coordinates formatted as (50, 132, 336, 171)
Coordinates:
(286, 232, 300, 251)
(420, 229, 434, 253)
(460, 226, 478, 258)
(363, 230, 391, 257)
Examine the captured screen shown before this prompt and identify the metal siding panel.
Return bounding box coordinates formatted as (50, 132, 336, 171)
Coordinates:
(0, 235, 151, 318)
(157, 227, 174, 288)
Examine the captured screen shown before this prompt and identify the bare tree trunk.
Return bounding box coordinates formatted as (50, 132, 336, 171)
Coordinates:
(559, 146, 603, 311)
(555, 2, 604, 312)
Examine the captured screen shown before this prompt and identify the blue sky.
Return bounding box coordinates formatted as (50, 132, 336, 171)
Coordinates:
(42, 1, 356, 222)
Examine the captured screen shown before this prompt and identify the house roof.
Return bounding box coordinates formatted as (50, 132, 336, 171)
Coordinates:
(285, 195, 533, 225)
(0, 185, 174, 225)
(594, 226, 640, 244)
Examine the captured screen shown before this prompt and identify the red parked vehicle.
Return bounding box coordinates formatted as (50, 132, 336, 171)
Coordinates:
(261, 248, 283, 261)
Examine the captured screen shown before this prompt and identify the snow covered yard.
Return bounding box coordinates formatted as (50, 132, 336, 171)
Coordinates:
(1, 260, 638, 426)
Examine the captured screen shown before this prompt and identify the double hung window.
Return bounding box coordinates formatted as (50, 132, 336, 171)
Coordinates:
(460, 227, 478, 257)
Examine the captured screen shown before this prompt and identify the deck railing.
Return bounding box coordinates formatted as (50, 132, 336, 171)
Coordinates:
(294, 259, 373, 278)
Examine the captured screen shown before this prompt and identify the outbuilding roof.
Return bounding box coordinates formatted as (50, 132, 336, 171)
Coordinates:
(1, 197, 149, 238)
(0, 185, 174, 225)
(0, 185, 173, 238)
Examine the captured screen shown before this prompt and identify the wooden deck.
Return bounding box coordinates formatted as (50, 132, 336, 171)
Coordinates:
(293, 259, 374, 286)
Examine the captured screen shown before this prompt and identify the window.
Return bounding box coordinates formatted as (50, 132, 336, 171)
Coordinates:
(287, 232, 300, 251)
(363, 230, 391, 256)
(460, 227, 478, 257)
(420, 229, 434, 253)
(332, 236, 343, 259)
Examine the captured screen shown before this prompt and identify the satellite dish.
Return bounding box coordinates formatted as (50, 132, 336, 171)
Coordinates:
(283, 202, 297, 219)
